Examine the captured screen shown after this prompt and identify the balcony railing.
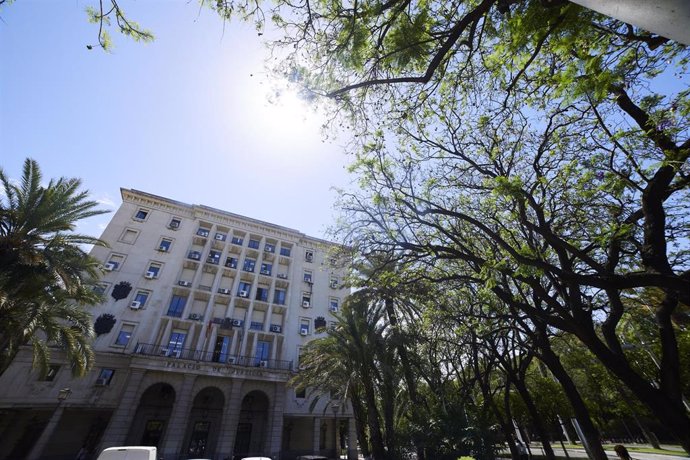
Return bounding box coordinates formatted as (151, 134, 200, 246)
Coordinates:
(133, 343, 293, 371)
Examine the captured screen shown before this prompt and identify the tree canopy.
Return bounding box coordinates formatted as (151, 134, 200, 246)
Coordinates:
(0, 158, 108, 376)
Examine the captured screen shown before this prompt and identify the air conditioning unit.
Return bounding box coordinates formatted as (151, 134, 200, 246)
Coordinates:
(259, 360, 268, 368)
(277, 273, 287, 279)
(130, 301, 141, 310)
(197, 229, 209, 237)
(300, 329, 309, 336)
(158, 245, 168, 252)
(330, 281, 338, 288)
(270, 325, 282, 333)
(189, 252, 201, 260)
(178, 280, 192, 287)
(227, 356, 237, 364)
(215, 233, 225, 240)
(265, 247, 274, 253)
(104, 263, 116, 271)
(239, 290, 248, 298)
(145, 271, 156, 279)
(302, 300, 311, 308)
(329, 305, 338, 312)
(260, 270, 270, 275)
(218, 288, 231, 295)
(169, 221, 180, 229)
(95, 378, 108, 386)
(232, 319, 242, 327)
(189, 313, 200, 320)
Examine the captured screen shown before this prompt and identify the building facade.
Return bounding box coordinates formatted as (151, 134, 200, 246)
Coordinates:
(0, 189, 354, 460)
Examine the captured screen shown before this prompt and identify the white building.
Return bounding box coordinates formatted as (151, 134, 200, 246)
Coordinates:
(0, 189, 354, 460)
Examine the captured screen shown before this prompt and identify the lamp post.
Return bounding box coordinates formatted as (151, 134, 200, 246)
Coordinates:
(27, 388, 72, 460)
(331, 402, 340, 460)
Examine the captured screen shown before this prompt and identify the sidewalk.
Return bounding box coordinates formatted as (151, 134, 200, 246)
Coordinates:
(523, 444, 689, 460)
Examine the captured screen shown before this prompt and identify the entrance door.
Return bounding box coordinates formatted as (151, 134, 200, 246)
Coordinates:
(140, 420, 165, 447)
(234, 422, 252, 455)
(187, 421, 211, 456)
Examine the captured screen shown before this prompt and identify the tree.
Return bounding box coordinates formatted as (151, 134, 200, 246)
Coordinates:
(0, 158, 108, 376)
(334, 67, 690, 449)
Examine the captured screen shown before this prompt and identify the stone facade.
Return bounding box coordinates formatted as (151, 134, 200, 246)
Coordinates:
(0, 189, 354, 460)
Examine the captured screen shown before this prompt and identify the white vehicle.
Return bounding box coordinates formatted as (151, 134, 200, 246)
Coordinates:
(96, 446, 157, 460)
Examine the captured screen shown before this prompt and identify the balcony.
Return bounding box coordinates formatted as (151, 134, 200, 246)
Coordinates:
(133, 343, 293, 371)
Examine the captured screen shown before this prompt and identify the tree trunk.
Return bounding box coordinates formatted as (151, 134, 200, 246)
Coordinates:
(384, 297, 426, 460)
(578, 324, 690, 454)
(513, 378, 557, 460)
(350, 390, 371, 459)
(536, 338, 609, 460)
(361, 366, 387, 460)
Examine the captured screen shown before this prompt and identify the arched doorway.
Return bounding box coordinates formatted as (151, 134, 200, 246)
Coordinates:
(183, 387, 225, 458)
(233, 390, 270, 457)
(126, 383, 175, 447)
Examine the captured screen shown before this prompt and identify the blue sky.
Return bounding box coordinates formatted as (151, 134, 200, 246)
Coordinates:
(1, 1, 352, 239)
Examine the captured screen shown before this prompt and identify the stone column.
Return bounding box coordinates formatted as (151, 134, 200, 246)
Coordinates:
(312, 417, 321, 454)
(97, 369, 146, 449)
(267, 383, 285, 458)
(347, 416, 358, 460)
(161, 373, 197, 459)
(216, 378, 245, 459)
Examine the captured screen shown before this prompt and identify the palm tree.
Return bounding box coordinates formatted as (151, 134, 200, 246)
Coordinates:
(291, 290, 395, 460)
(0, 158, 107, 376)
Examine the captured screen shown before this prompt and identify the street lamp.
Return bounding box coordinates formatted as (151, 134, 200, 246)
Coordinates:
(331, 401, 341, 459)
(27, 387, 72, 460)
(58, 387, 72, 402)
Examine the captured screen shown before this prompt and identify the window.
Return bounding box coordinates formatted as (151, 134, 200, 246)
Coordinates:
(134, 209, 149, 220)
(255, 340, 270, 364)
(280, 246, 291, 257)
(237, 282, 252, 297)
(207, 250, 221, 264)
(248, 239, 260, 249)
(167, 295, 187, 317)
(250, 321, 264, 331)
(162, 331, 187, 357)
(167, 331, 186, 351)
(225, 257, 238, 268)
(146, 262, 162, 278)
(329, 298, 339, 312)
(93, 283, 108, 295)
(41, 364, 60, 382)
(133, 290, 150, 307)
(105, 254, 125, 271)
(188, 250, 201, 260)
(197, 228, 210, 237)
(119, 228, 139, 244)
(115, 324, 134, 346)
(214, 232, 227, 241)
(158, 238, 172, 252)
(255, 287, 269, 302)
(301, 293, 312, 308)
(303, 271, 313, 283)
(231, 236, 244, 245)
(264, 243, 275, 253)
(96, 368, 115, 386)
(243, 258, 256, 272)
(299, 319, 310, 335)
(273, 289, 286, 305)
(260, 263, 272, 275)
(169, 217, 181, 229)
(305, 250, 314, 262)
